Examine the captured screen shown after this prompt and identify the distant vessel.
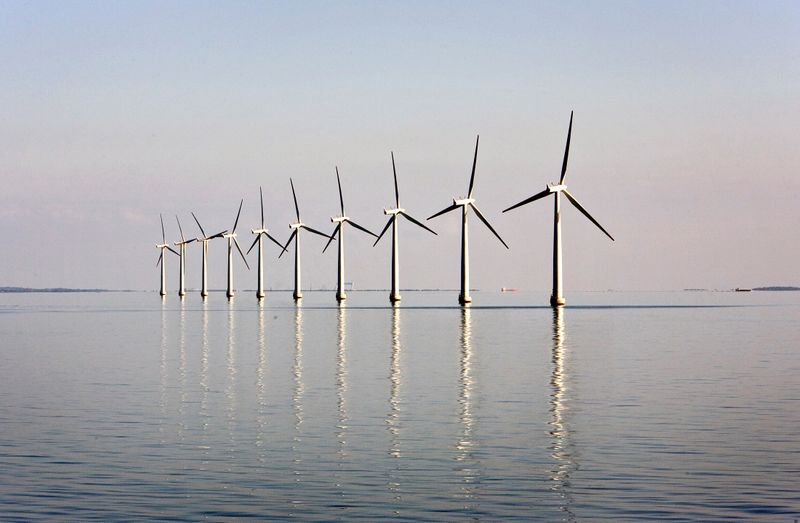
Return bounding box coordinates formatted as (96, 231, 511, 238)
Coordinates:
(501, 287, 517, 292)
(735, 288, 752, 292)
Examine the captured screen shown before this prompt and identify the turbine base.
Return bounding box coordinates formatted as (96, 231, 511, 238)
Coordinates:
(550, 295, 566, 307)
(459, 294, 472, 305)
(389, 293, 401, 303)
(256, 291, 265, 299)
(293, 291, 303, 300)
(337, 292, 346, 302)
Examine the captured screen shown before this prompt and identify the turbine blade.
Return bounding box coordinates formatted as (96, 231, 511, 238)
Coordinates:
(468, 135, 479, 198)
(391, 151, 399, 207)
(560, 111, 573, 184)
(336, 167, 344, 215)
(290, 178, 300, 221)
(470, 203, 509, 249)
(168, 246, 180, 256)
(246, 234, 260, 255)
(191, 212, 207, 238)
(502, 187, 552, 213)
(232, 198, 243, 233)
(401, 211, 438, 235)
(160, 214, 166, 243)
(302, 225, 335, 240)
(259, 186, 265, 227)
(176, 215, 185, 242)
(266, 232, 287, 254)
(373, 218, 393, 246)
(210, 230, 228, 239)
(322, 224, 340, 253)
(156, 252, 163, 266)
(427, 203, 460, 220)
(279, 230, 297, 259)
(234, 238, 250, 269)
(562, 189, 615, 241)
(345, 218, 378, 237)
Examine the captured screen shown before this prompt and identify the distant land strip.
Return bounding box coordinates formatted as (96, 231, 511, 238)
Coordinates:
(0, 287, 123, 293)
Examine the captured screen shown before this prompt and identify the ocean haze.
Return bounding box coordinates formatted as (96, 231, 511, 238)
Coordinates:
(1, 2, 798, 292)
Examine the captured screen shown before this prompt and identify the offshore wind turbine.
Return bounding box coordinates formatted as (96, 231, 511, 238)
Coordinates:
(428, 135, 509, 305)
(279, 178, 334, 300)
(173, 215, 196, 298)
(322, 167, 378, 302)
(191, 212, 227, 299)
(156, 214, 179, 297)
(247, 187, 286, 300)
(222, 199, 251, 300)
(503, 111, 614, 307)
(373, 152, 437, 304)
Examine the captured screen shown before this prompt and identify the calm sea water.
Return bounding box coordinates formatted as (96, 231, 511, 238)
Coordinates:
(1, 290, 798, 521)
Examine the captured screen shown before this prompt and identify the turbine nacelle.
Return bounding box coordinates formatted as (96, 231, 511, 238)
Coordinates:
(289, 222, 304, 230)
(547, 183, 567, 193)
(251, 227, 269, 235)
(331, 215, 348, 223)
(453, 197, 475, 206)
(222, 232, 237, 239)
(384, 207, 404, 216)
(156, 243, 170, 249)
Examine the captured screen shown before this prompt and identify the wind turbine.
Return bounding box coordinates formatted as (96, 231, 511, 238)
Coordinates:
(222, 199, 251, 300)
(373, 152, 437, 304)
(279, 178, 334, 300)
(503, 111, 614, 307)
(191, 212, 227, 299)
(247, 187, 287, 300)
(156, 213, 179, 297)
(322, 167, 378, 302)
(173, 215, 195, 298)
(427, 135, 509, 305)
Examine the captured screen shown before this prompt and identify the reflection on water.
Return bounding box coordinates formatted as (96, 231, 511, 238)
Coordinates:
(336, 305, 348, 459)
(455, 306, 480, 505)
(550, 307, 576, 521)
(200, 302, 210, 436)
(226, 304, 238, 453)
(256, 307, 268, 462)
(159, 304, 168, 431)
(178, 303, 187, 441)
(387, 305, 402, 501)
(292, 304, 304, 491)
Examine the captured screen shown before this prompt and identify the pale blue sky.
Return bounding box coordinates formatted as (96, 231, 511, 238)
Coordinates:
(1, 1, 798, 291)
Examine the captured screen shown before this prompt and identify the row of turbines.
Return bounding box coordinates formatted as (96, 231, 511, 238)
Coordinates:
(155, 112, 615, 307)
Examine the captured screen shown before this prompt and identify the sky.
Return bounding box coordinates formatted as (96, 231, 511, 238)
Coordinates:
(1, 0, 798, 292)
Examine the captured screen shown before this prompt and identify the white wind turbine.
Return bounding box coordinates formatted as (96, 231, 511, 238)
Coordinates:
(222, 199, 250, 300)
(247, 187, 287, 300)
(173, 215, 195, 298)
(322, 167, 378, 302)
(279, 178, 334, 300)
(373, 152, 438, 304)
(191, 212, 228, 299)
(156, 213, 179, 297)
(503, 111, 614, 307)
(427, 135, 509, 305)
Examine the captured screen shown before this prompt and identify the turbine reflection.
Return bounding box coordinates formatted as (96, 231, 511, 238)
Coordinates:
(549, 307, 576, 521)
(159, 302, 168, 425)
(387, 305, 402, 499)
(177, 302, 187, 441)
(226, 302, 238, 453)
(336, 304, 349, 459)
(292, 304, 305, 485)
(455, 306, 479, 504)
(256, 305, 268, 462)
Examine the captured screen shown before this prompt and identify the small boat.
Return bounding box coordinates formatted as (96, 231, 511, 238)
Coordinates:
(735, 288, 752, 292)
(501, 287, 517, 292)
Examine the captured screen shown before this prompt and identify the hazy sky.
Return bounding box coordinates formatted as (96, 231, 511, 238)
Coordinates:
(1, 1, 798, 292)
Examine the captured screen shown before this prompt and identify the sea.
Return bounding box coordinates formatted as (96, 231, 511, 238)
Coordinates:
(1, 290, 798, 521)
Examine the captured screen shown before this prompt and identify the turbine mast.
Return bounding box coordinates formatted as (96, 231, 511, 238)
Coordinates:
(551, 191, 565, 307)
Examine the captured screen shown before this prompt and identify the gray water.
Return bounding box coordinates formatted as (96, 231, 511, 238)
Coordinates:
(1, 291, 798, 521)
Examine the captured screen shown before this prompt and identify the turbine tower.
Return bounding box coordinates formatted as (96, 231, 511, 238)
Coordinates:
(322, 167, 377, 302)
(373, 152, 437, 304)
(247, 187, 286, 300)
(503, 111, 614, 307)
(191, 212, 227, 299)
(222, 199, 251, 300)
(428, 135, 509, 305)
(155, 214, 179, 297)
(173, 215, 195, 298)
(279, 178, 333, 300)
